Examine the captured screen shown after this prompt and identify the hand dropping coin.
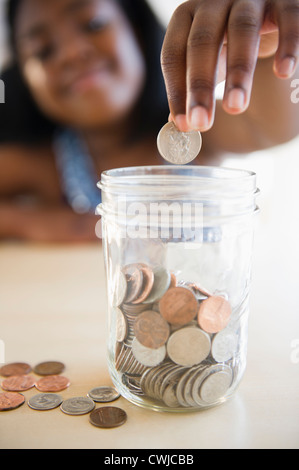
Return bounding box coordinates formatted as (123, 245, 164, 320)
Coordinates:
(157, 121, 202, 164)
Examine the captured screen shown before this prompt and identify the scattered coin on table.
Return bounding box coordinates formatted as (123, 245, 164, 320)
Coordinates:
(60, 397, 95, 416)
(0, 362, 32, 377)
(87, 386, 120, 403)
(33, 361, 65, 376)
(0, 391, 25, 411)
(28, 393, 63, 411)
(1, 374, 36, 392)
(89, 406, 127, 428)
(35, 375, 70, 392)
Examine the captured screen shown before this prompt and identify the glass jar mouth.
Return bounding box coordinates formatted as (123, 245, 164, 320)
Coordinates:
(98, 165, 257, 198)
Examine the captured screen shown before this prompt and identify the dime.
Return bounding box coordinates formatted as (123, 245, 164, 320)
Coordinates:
(159, 287, 198, 326)
(115, 308, 128, 342)
(167, 327, 211, 367)
(33, 361, 65, 376)
(132, 338, 166, 367)
(0, 392, 25, 411)
(113, 270, 127, 307)
(35, 375, 70, 392)
(143, 266, 171, 304)
(89, 406, 127, 428)
(60, 397, 95, 415)
(122, 264, 144, 304)
(0, 362, 31, 377)
(1, 374, 36, 392)
(134, 310, 170, 349)
(197, 295, 232, 334)
(211, 328, 239, 363)
(87, 386, 120, 403)
(132, 264, 154, 304)
(28, 393, 63, 411)
(157, 121, 202, 165)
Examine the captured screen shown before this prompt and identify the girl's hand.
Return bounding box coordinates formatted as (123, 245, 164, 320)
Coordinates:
(161, 0, 299, 132)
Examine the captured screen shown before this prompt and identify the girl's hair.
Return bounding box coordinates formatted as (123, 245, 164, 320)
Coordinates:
(0, 0, 168, 145)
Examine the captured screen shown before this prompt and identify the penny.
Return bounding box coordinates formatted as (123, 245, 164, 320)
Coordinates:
(0, 392, 25, 411)
(87, 386, 120, 403)
(28, 393, 63, 411)
(142, 266, 171, 304)
(169, 272, 177, 288)
(60, 397, 95, 415)
(157, 121, 202, 165)
(211, 328, 239, 363)
(197, 295, 232, 334)
(33, 361, 65, 376)
(167, 327, 211, 367)
(122, 264, 144, 304)
(159, 286, 198, 326)
(35, 375, 70, 392)
(132, 264, 154, 304)
(115, 308, 128, 342)
(0, 362, 32, 377)
(132, 337, 166, 367)
(89, 406, 127, 428)
(134, 310, 170, 349)
(113, 270, 127, 307)
(1, 374, 36, 392)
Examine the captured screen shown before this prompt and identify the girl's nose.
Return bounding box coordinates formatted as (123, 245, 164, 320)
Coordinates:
(55, 29, 95, 67)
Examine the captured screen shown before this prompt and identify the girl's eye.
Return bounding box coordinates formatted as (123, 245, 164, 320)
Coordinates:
(34, 45, 55, 61)
(84, 17, 109, 33)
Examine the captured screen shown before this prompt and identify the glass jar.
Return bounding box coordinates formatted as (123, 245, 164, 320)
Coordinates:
(97, 166, 259, 412)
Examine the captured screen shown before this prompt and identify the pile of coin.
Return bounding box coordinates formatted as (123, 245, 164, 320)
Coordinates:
(112, 262, 241, 409)
(0, 361, 127, 428)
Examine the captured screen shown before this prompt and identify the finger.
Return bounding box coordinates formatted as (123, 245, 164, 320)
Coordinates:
(272, 0, 299, 78)
(186, 0, 230, 131)
(223, 0, 264, 115)
(161, 3, 193, 131)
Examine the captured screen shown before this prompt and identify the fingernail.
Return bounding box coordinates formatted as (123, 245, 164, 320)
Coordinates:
(227, 88, 245, 110)
(277, 57, 296, 78)
(189, 106, 209, 130)
(175, 114, 189, 132)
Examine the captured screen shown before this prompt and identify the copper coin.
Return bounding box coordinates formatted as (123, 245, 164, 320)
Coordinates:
(159, 287, 198, 326)
(35, 375, 70, 392)
(0, 392, 25, 411)
(122, 265, 144, 304)
(169, 272, 177, 289)
(33, 361, 65, 376)
(1, 374, 36, 392)
(134, 310, 170, 349)
(197, 295, 232, 334)
(0, 362, 32, 377)
(132, 264, 154, 304)
(89, 406, 127, 428)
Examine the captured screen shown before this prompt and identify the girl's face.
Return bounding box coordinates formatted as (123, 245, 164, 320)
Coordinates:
(15, 0, 146, 129)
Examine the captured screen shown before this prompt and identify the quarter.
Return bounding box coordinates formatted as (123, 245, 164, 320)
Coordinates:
(167, 327, 211, 367)
(60, 397, 95, 415)
(157, 121, 202, 165)
(87, 386, 120, 403)
(28, 393, 63, 411)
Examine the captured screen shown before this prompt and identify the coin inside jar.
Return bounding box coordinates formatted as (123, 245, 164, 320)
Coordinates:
(157, 121, 202, 165)
(159, 286, 198, 326)
(167, 327, 211, 367)
(122, 264, 144, 304)
(131, 264, 154, 304)
(197, 295, 232, 334)
(134, 310, 170, 349)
